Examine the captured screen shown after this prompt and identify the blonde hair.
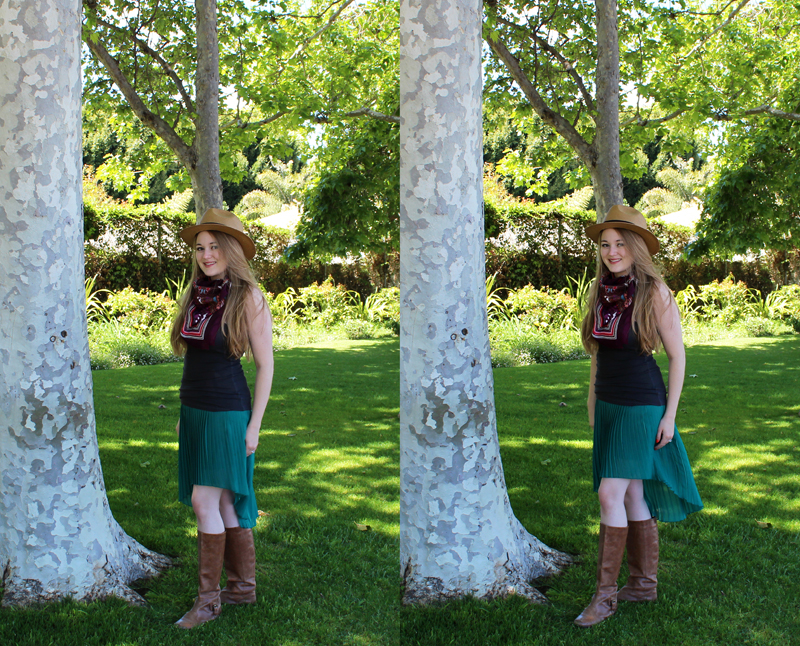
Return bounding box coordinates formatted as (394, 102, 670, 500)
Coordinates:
(580, 228, 674, 355)
(171, 231, 266, 359)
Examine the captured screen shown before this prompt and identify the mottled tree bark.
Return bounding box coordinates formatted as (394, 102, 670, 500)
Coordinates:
(399, 0, 571, 604)
(0, 0, 169, 606)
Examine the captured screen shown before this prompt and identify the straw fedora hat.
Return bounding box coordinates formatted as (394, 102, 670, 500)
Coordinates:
(179, 208, 256, 260)
(585, 205, 660, 255)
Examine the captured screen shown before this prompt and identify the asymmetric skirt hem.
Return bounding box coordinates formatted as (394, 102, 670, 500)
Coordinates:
(593, 399, 703, 523)
(178, 405, 257, 529)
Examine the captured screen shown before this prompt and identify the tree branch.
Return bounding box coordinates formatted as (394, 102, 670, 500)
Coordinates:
(620, 109, 685, 128)
(82, 27, 196, 170)
(313, 107, 400, 124)
(739, 105, 800, 121)
(678, 0, 752, 64)
(343, 107, 400, 123)
(483, 31, 595, 168)
(495, 15, 596, 114)
(221, 110, 289, 130)
(288, 0, 356, 62)
(90, 14, 195, 114)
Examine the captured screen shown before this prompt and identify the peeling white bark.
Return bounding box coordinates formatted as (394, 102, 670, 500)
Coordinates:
(0, 0, 169, 606)
(399, 0, 571, 604)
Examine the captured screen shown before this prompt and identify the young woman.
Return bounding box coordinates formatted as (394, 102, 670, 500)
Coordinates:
(574, 205, 702, 627)
(170, 208, 274, 629)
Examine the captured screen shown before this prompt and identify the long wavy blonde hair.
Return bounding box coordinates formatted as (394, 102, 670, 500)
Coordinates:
(171, 230, 266, 359)
(580, 227, 674, 355)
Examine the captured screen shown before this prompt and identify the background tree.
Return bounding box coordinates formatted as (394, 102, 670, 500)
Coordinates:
(688, 113, 800, 265)
(399, 0, 570, 603)
(82, 0, 398, 220)
(482, 0, 800, 222)
(0, 0, 168, 606)
(287, 116, 400, 260)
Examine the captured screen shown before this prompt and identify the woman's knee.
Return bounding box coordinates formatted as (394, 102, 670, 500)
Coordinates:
(191, 487, 219, 518)
(598, 481, 626, 511)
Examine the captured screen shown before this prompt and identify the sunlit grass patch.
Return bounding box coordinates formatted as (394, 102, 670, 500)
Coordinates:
(4, 335, 800, 646)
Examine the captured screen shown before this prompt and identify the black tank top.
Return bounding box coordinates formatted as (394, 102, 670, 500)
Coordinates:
(594, 322, 667, 407)
(180, 330, 251, 412)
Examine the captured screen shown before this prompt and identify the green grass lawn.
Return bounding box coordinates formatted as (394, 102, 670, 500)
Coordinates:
(2, 335, 799, 646)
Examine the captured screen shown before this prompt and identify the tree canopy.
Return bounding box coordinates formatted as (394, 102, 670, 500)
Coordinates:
(82, 0, 398, 214)
(482, 0, 800, 225)
(81, 0, 800, 258)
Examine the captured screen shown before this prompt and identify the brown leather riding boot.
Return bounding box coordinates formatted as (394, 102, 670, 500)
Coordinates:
(617, 517, 658, 602)
(574, 524, 628, 627)
(220, 527, 257, 604)
(175, 531, 226, 629)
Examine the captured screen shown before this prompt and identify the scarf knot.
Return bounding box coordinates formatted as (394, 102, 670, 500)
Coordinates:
(180, 277, 230, 349)
(592, 273, 636, 344)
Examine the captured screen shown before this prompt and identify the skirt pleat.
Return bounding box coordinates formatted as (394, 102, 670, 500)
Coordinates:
(178, 405, 257, 528)
(593, 400, 703, 522)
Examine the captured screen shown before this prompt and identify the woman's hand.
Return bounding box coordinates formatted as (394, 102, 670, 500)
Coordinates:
(245, 422, 259, 457)
(175, 420, 180, 436)
(654, 416, 675, 450)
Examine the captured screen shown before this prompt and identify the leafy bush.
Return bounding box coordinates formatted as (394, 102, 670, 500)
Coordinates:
(294, 278, 354, 326)
(351, 287, 400, 330)
(741, 316, 794, 337)
(694, 275, 755, 323)
(88, 321, 180, 370)
(504, 285, 579, 331)
(105, 287, 176, 332)
(489, 319, 588, 368)
(85, 275, 111, 323)
(677, 275, 800, 328)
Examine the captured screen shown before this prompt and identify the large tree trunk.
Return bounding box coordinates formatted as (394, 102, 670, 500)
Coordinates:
(592, 0, 624, 219)
(399, 0, 571, 604)
(193, 0, 223, 218)
(0, 0, 170, 606)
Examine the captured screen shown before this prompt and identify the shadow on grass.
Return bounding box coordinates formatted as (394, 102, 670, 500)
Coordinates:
(80, 338, 402, 646)
(6, 335, 800, 646)
(399, 335, 800, 646)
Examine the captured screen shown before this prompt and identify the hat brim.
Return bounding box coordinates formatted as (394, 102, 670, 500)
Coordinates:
(585, 220, 660, 256)
(179, 223, 256, 260)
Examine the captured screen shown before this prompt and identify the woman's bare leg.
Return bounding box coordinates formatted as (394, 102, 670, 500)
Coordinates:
(219, 489, 240, 529)
(191, 485, 225, 534)
(597, 478, 631, 527)
(624, 479, 652, 521)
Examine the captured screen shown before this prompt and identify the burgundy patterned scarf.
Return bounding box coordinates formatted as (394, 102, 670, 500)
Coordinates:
(180, 277, 230, 349)
(592, 273, 636, 344)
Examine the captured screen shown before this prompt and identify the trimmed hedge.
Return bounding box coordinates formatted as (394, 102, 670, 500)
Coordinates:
(84, 203, 382, 297)
(484, 200, 777, 294)
(84, 200, 779, 297)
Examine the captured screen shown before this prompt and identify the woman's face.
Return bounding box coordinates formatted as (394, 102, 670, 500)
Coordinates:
(600, 228, 633, 277)
(195, 231, 228, 280)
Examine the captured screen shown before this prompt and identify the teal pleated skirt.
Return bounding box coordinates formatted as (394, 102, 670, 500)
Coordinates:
(593, 400, 703, 522)
(178, 405, 257, 528)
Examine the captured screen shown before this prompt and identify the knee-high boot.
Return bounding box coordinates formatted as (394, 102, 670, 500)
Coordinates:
(175, 531, 226, 629)
(617, 517, 658, 602)
(574, 524, 628, 627)
(220, 527, 257, 604)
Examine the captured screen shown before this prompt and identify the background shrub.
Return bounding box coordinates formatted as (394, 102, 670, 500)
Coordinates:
(105, 287, 176, 332)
